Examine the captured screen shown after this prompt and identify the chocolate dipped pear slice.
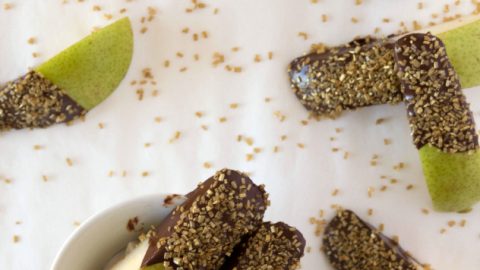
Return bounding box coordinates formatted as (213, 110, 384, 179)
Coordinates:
(221, 222, 306, 270)
(394, 33, 480, 212)
(141, 169, 269, 270)
(0, 17, 133, 131)
(289, 15, 480, 118)
(323, 209, 422, 270)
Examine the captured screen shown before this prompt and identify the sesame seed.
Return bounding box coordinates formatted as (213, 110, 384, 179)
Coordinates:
(298, 32, 309, 40)
(13, 235, 20, 243)
(219, 117, 227, 123)
(203, 162, 212, 169)
(351, 17, 359, 23)
(195, 111, 204, 118)
(3, 3, 13, 10)
(297, 143, 305, 149)
(321, 14, 328, 22)
(229, 103, 239, 109)
(141, 171, 149, 177)
(66, 158, 73, 167)
(27, 37, 37, 45)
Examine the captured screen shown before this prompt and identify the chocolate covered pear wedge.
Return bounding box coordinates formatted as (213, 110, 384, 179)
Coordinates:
(141, 169, 269, 269)
(289, 15, 480, 118)
(221, 222, 305, 270)
(0, 17, 133, 131)
(394, 33, 480, 212)
(323, 209, 422, 270)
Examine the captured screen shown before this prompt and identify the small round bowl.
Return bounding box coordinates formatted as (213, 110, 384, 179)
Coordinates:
(50, 194, 184, 270)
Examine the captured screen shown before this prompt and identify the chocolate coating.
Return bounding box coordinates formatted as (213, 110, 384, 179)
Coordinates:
(0, 71, 86, 131)
(395, 33, 478, 153)
(323, 209, 421, 270)
(289, 37, 402, 118)
(221, 222, 305, 270)
(141, 169, 269, 270)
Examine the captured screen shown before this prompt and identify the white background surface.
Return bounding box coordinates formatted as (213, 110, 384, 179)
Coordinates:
(1, 0, 480, 269)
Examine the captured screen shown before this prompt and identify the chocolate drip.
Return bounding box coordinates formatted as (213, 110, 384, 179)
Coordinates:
(323, 209, 421, 270)
(395, 33, 478, 153)
(141, 169, 269, 270)
(221, 222, 305, 270)
(288, 37, 402, 118)
(0, 71, 86, 131)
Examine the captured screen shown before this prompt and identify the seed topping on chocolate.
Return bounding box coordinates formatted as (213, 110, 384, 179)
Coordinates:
(0, 71, 86, 131)
(395, 33, 478, 153)
(289, 37, 402, 118)
(323, 209, 420, 270)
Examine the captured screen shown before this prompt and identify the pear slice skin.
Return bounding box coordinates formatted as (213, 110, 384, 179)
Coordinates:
(35, 17, 133, 110)
(419, 145, 480, 212)
(436, 19, 480, 89)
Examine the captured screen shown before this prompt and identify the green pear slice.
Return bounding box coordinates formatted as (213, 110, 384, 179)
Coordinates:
(35, 17, 133, 110)
(426, 15, 480, 89)
(419, 145, 480, 212)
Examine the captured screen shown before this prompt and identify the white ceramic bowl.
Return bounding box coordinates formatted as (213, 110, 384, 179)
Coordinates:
(51, 194, 184, 270)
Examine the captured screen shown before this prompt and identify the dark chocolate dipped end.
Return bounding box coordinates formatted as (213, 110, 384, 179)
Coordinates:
(394, 33, 478, 153)
(323, 209, 421, 270)
(288, 37, 402, 118)
(141, 169, 269, 270)
(221, 222, 306, 270)
(0, 71, 86, 131)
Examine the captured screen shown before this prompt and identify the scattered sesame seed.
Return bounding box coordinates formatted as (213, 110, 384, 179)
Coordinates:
(66, 158, 73, 167)
(42, 175, 48, 182)
(367, 187, 375, 198)
(417, 2, 424, 9)
(421, 208, 430, 215)
(154, 116, 162, 123)
(281, 135, 288, 141)
(355, 0, 363, 5)
(460, 219, 467, 227)
(169, 131, 181, 143)
(343, 151, 350, 159)
(33, 145, 44, 150)
(203, 162, 212, 169)
(98, 122, 105, 129)
(219, 117, 227, 123)
(182, 27, 190, 34)
(264, 97, 271, 103)
(383, 138, 391, 145)
(92, 5, 101, 11)
(440, 228, 447, 234)
(13, 235, 20, 243)
(3, 3, 13, 10)
(164, 60, 170, 68)
(447, 220, 456, 227)
(331, 189, 340, 196)
(141, 171, 149, 177)
(104, 13, 113, 20)
(108, 170, 115, 177)
(179, 67, 188, 72)
(246, 153, 254, 161)
(406, 184, 414, 190)
(27, 37, 37, 45)
(273, 146, 280, 153)
(195, 111, 204, 118)
(297, 143, 305, 149)
(274, 111, 286, 122)
(298, 32, 309, 40)
(229, 103, 239, 109)
(368, 208, 374, 216)
(382, 18, 391, 23)
(351, 17, 359, 23)
(375, 118, 386, 125)
(321, 14, 328, 22)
